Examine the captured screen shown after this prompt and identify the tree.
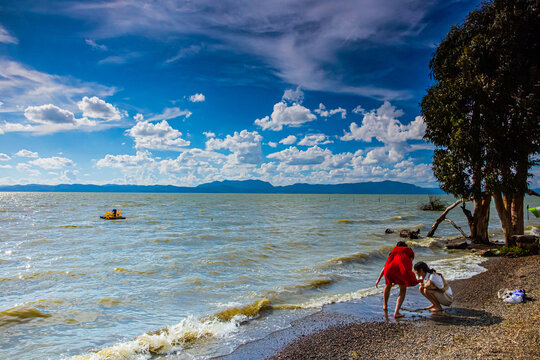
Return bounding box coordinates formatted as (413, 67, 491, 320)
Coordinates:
(422, 0, 539, 244)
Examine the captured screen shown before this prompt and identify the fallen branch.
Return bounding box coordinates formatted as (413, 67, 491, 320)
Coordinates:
(444, 218, 469, 238)
(527, 189, 540, 197)
(426, 199, 464, 237)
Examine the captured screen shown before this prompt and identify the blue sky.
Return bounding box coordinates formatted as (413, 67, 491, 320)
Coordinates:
(0, 0, 496, 187)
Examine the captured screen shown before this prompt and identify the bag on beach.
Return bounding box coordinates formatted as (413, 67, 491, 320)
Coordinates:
(498, 288, 526, 303)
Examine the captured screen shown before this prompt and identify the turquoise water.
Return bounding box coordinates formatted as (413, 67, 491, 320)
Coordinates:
(1, 192, 535, 359)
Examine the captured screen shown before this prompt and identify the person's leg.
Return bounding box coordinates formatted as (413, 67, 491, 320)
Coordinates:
(394, 285, 406, 318)
(419, 287, 435, 309)
(425, 289, 442, 311)
(383, 284, 392, 311)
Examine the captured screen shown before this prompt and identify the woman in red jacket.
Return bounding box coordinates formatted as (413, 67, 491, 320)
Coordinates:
(375, 241, 420, 318)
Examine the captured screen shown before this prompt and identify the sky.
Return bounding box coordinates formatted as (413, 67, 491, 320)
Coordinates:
(0, 0, 506, 188)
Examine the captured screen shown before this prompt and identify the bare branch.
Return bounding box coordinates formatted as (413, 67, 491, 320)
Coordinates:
(426, 199, 464, 237)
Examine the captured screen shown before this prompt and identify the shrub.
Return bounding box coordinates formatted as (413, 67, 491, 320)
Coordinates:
(420, 195, 448, 211)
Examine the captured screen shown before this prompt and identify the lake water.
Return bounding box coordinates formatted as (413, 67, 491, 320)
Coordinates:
(1, 192, 537, 359)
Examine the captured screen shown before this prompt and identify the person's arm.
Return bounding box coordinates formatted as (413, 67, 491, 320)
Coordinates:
(375, 268, 384, 288)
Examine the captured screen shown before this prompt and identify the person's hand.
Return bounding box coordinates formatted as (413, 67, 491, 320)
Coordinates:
(375, 279, 380, 288)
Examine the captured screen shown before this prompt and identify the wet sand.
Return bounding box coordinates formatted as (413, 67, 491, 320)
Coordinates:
(218, 255, 540, 360)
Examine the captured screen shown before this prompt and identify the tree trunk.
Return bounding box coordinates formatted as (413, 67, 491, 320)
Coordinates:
(493, 191, 525, 245)
(468, 194, 491, 244)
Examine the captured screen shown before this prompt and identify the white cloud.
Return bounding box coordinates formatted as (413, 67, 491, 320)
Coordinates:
(15, 149, 39, 158)
(97, 150, 155, 169)
(298, 134, 333, 146)
(189, 93, 205, 102)
(0, 25, 18, 44)
(166, 44, 202, 63)
(0, 153, 10, 161)
(268, 142, 277, 148)
(24, 104, 78, 124)
(203, 131, 216, 138)
(352, 105, 365, 114)
(267, 146, 330, 166)
(279, 135, 297, 145)
(57, 0, 432, 99)
(126, 120, 190, 151)
(134, 113, 144, 122)
(0, 59, 115, 113)
(282, 86, 304, 104)
(16, 163, 41, 177)
(147, 107, 192, 121)
(341, 101, 425, 143)
(98, 52, 140, 65)
(29, 156, 75, 170)
(0, 164, 11, 169)
(314, 103, 347, 119)
(206, 130, 263, 164)
(254, 101, 316, 131)
(77, 96, 122, 120)
(85, 39, 107, 50)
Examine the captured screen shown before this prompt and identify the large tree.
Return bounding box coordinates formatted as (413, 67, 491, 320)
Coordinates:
(421, 0, 539, 244)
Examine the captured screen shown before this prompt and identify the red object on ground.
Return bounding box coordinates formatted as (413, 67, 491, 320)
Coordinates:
(383, 246, 420, 286)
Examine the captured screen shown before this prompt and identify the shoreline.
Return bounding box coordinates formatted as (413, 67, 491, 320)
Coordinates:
(216, 255, 539, 360)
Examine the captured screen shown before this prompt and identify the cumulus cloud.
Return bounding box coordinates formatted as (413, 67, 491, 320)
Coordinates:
(97, 150, 155, 169)
(267, 146, 330, 166)
(352, 105, 365, 114)
(77, 96, 122, 120)
(147, 107, 192, 121)
(279, 135, 297, 145)
(341, 101, 425, 143)
(298, 134, 333, 146)
(0, 25, 18, 44)
(314, 103, 347, 119)
(189, 93, 205, 102)
(126, 120, 190, 151)
(29, 156, 75, 170)
(268, 142, 277, 148)
(134, 113, 144, 122)
(203, 131, 216, 138)
(15, 149, 39, 158)
(0, 153, 11, 161)
(254, 101, 316, 131)
(282, 86, 304, 104)
(24, 104, 78, 124)
(206, 130, 263, 164)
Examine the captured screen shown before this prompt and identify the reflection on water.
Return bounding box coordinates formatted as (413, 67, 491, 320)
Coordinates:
(0, 192, 534, 359)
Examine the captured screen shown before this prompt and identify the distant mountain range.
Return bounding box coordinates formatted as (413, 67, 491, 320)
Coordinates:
(0, 180, 445, 195)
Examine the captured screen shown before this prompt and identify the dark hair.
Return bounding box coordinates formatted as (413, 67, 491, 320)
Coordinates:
(396, 241, 408, 247)
(414, 261, 436, 274)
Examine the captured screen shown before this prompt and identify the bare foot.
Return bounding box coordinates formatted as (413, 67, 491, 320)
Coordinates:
(394, 312, 405, 318)
(424, 305, 435, 310)
(383, 305, 388, 311)
(429, 307, 443, 312)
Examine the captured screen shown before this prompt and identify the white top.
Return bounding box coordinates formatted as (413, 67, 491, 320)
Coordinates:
(424, 272, 453, 296)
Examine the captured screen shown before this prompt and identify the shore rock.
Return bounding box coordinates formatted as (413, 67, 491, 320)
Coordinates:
(399, 229, 420, 239)
(446, 238, 468, 249)
(512, 235, 539, 253)
(477, 249, 497, 257)
(385, 228, 394, 234)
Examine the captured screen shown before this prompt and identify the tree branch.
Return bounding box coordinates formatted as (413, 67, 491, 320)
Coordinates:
(444, 218, 469, 238)
(426, 199, 464, 237)
(527, 189, 540, 197)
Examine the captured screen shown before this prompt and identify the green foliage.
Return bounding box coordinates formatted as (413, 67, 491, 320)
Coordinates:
(421, 0, 539, 198)
(497, 246, 530, 257)
(420, 195, 448, 211)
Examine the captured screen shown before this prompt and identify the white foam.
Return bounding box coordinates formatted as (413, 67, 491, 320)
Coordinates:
(428, 254, 487, 281)
(70, 315, 241, 360)
(279, 287, 382, 309)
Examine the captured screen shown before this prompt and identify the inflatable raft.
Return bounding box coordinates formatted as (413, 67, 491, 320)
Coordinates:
(101, 209, 125, 220)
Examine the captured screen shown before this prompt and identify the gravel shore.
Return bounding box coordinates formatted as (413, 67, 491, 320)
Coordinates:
(268, 255, 540, 360)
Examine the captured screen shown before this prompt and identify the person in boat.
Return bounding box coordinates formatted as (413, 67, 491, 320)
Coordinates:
(413, 261, 453, 312)
(112, 209, 118, 217)
(375, 241, 421, 318)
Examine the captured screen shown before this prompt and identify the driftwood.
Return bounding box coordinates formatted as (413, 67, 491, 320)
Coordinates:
(426, 199, 464, 237)
(444, 218, 468, 238)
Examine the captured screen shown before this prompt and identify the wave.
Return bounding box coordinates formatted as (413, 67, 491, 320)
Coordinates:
(0, 270, 86, 282)
(71, 299, 271, 360)
(113, 268, 156, 276)
(0, 306, 52, 326)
